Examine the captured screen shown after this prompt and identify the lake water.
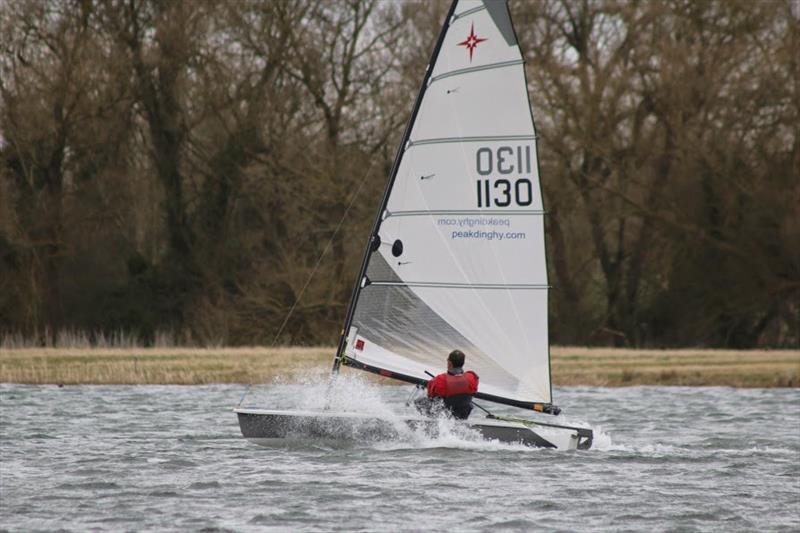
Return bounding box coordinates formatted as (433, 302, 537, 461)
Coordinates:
(1, 379, 798, 531)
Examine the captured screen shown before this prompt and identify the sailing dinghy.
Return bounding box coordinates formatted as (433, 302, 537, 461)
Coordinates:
(236, 0, 593, 450)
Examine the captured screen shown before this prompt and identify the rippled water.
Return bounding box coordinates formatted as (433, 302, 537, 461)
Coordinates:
(1, 379, 798, 531)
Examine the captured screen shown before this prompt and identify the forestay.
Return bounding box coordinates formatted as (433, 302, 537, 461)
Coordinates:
(337, 0, 552, 408)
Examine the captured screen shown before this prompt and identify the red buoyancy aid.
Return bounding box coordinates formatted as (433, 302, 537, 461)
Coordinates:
(427, 370, 479, 399)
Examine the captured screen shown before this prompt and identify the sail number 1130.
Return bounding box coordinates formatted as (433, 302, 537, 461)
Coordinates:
(475, 146, 534, 208)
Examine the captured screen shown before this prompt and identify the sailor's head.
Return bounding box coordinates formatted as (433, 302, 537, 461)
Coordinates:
(447, 349, 465, 370)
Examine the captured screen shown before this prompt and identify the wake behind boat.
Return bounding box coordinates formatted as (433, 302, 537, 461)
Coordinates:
(236, 0, 594, 450)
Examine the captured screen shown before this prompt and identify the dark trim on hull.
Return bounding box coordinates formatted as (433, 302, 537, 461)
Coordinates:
(342, 356, 561, 415)
(486, 414, 593, 450)
(236, 411, 558, 449)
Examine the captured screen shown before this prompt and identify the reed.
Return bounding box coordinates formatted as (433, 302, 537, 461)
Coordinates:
(0, 328, 187, 350)
(0, 346, 797, 387)
(549, 347, 800, 387)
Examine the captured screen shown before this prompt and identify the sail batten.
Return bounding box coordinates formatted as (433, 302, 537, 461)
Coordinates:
(453, 5, 486, 20)
(430, 59, 524, 83)
(369, 282, 549, 290)
(387, 209, 544, 218)
(335, 0, 554, 407)
(408, 134, 537, 147)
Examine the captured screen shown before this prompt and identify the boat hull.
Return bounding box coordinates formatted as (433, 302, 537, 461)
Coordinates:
(234, 408, 590, 450)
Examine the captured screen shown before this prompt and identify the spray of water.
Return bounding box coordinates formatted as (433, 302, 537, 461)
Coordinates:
(248, 373, 613, 452)
(251, 373, 545, 451)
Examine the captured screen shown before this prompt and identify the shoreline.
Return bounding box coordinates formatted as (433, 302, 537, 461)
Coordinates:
(1, 346, 797, 387)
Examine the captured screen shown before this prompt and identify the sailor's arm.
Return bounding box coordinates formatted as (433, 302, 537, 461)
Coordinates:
(466, 370, 479, 393)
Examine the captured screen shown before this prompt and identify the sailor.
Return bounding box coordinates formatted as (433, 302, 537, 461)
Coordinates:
(415, 350, 479, 419)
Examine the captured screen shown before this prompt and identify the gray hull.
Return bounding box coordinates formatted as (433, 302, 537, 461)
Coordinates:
(234, 409, 592, 450)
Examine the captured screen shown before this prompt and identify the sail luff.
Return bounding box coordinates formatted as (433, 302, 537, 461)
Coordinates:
(332, 0, 460, 372)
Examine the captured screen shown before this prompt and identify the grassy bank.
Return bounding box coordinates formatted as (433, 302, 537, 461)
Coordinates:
(550, 347, 798, 387)
(1, 346, 797, 387)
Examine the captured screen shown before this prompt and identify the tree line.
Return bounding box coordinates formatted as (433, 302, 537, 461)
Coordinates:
(1, 0, 797, 348)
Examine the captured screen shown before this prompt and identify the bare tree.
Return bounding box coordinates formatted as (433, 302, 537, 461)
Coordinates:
(0, 0, 130, 339)
(516, 0, 798, 346)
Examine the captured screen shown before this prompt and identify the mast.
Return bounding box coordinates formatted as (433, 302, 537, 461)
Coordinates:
(332, 0, 460, 373)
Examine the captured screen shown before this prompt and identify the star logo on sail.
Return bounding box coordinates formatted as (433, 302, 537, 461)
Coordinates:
(458, 23, 487, 62)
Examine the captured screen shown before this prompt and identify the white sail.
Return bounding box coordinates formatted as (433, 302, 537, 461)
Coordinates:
(342, 0, 551, 406)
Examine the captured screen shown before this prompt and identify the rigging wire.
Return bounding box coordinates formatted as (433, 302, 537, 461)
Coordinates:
(236, 159, 378, 408)
(471, 400, 494, 418)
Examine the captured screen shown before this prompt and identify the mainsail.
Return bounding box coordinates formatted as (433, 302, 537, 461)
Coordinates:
(334, 0, 554, 411)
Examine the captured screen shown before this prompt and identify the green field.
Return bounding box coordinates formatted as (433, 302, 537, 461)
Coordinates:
(1, 346, 797, 387)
